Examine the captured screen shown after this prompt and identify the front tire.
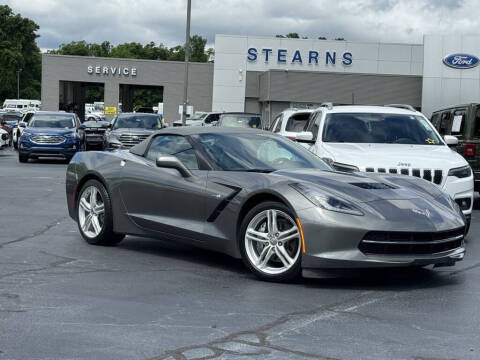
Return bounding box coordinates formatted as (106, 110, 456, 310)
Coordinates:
(239, 201, 302, 282)
(18, 153, 28, 163)
(77, 179, 125, 246)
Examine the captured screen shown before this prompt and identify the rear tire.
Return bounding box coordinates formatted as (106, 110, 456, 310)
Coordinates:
(18, 153, 28, 163)
(77, 179, 125, 246)
(239, 201, 302, 282)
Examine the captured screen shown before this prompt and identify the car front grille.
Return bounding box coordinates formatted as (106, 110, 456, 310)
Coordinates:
(118, 134, 149, 147)
(359, 227, 465, 255)
(365, 167, 443, 185)
(30, 135, 66, 145)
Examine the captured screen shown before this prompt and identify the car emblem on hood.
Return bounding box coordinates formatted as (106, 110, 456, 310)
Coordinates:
(411, 208, 431, 218)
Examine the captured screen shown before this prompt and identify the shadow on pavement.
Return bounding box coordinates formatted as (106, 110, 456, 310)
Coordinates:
(118, 236, 458, 291)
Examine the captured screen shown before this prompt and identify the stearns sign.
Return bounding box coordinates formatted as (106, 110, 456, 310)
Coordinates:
(87, 65, 137, 76)
(247, 47, 353, 66)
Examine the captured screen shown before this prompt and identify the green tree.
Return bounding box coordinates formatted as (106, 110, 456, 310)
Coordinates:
(0, 5, 41, 101)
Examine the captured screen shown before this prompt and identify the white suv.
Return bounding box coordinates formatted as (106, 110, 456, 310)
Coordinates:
(269, 108, 313, 140)
(296, 104, 474, 231)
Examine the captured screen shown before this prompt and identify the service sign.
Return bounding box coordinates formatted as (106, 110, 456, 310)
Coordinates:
(443, 53, 479, 69)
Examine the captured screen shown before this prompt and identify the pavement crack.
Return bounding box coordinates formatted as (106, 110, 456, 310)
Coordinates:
(0, 216, 67, 248)
(146, 291, 379, 360)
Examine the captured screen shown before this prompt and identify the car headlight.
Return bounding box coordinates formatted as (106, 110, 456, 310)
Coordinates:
(22, 131, 32, 137)
(65, 132, 77, 138)
(290, 182, 364, 216)
(448, 165, 472, 178)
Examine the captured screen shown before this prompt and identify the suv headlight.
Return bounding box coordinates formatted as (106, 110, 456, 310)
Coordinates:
(290, 183, 364, 216)
(22, 131, 32, 137)
(448, 165, 472, 178)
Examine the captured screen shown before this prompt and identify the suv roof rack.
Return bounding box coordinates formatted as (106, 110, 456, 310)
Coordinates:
(384, 104, 416, 112)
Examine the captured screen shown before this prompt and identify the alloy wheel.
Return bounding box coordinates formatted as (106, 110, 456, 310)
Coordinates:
(78, 186, 105, 238)
(245, 209, 301, 275)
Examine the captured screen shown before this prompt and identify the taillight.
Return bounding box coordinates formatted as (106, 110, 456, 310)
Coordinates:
(464, 143, 476, 157)
(286, 136, 296, 141)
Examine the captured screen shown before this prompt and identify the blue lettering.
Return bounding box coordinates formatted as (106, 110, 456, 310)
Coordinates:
(308, 51, 319, 64)
(292, 50, 302, 63)
(247, 48, 257, 61)
(277, 49, 287, 63)
(342, 52, 352, 65)
(326, 51, 336, 65)
(262, 48, 273, 62)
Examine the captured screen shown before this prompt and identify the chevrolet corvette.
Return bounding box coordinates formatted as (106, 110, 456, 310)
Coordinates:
(66, 127, 466, 281)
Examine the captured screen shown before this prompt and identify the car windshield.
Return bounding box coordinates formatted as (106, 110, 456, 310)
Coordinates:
(2, 114, 22, 122)
(29, 114, 75, 129)
(112, 115, 162, 130)
(193, 132, 331, 172)
(322, 113, 443, 145)
(219, 115, 261, 129)
(190, 113, 207, 120)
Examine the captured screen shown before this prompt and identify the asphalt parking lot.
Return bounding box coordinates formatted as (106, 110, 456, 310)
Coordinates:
(0, 147, 479, 360)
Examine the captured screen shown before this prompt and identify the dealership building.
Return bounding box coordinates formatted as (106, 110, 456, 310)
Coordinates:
(41, 34, 480, 123)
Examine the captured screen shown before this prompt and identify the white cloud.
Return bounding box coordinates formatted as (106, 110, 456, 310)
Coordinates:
(5, 0, 480, 49)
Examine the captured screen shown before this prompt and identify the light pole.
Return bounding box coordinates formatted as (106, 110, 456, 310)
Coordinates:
(182, 0, 191, 126)
(17, 69, 22, 99)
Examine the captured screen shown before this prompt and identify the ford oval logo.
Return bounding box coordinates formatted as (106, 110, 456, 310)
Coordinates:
(443, 53, 479, 69)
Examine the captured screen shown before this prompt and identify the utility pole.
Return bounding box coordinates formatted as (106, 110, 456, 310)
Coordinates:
(182, 0, 192, 126)
(17, 69, 22, 99)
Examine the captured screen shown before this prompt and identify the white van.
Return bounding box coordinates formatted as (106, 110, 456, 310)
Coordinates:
(2, 99, 40, 112)
(296, 104, 474, 232)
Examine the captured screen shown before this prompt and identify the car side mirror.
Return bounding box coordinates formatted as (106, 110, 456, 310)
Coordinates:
(295, 131, 314, 143)
(156, 156, 192, 178)
(79, 124, 86, 130)
(19, 122, 26, 128)
(101, 123, 110, 128)
(444, 135, 459, 146)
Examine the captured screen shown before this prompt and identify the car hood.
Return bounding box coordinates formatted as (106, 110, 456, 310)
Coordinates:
(274, 168, 446, 204)
(321, 143, 467, 170)
(273, 168, 463, 227)
(24, 128, 76, 136)
(109, 128, 155, 136)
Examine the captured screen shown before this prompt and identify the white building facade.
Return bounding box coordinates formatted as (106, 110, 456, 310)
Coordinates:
(212, 34, 480, 122)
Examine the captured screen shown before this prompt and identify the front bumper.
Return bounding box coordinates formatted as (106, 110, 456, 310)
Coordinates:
(297, 206, 465, 274)
(19, 138, 79, 159)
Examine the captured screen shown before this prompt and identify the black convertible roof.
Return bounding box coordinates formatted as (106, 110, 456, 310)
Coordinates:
(129, 126, 271, 156)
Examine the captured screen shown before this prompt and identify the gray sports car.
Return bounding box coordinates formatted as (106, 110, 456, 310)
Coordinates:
(66, 127, 466, 281)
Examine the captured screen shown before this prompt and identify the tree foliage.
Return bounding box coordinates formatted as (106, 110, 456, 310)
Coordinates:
(0, 5, 41, 102)
(49, 35, 212, 63)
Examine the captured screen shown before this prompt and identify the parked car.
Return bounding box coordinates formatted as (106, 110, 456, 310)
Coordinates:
(269, 108, 314, 140)
(430, 104, 480, 194)
(13, 110, 35, 149)
(79, 120, 110, 150)
(296, 104, 474, 232)
(0, 127, 9, 150)
(0, 111, 23, 145)
(172, 112, 222, 127)
(105, 113, 166, 149)
(18, 111, 84, 163)
(216, 113, 263, 129)
(66, 127, 466, 282)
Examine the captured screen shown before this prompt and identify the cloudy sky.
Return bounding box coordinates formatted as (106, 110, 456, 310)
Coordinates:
(5, 0, 479, 50)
